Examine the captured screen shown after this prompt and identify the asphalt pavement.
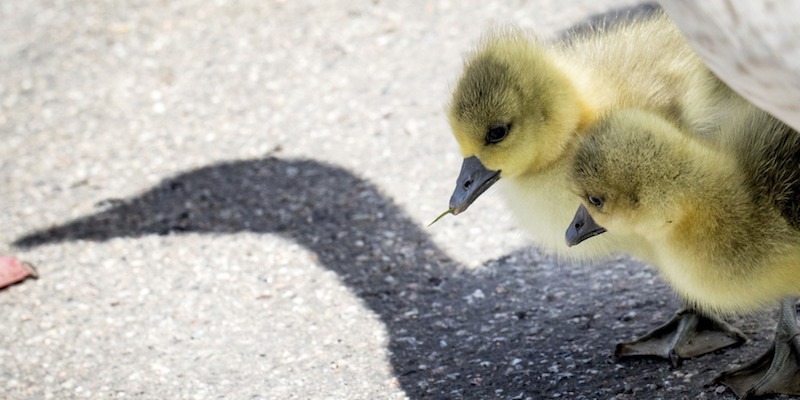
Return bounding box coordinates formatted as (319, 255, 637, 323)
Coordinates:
(0, 1, 780, 399)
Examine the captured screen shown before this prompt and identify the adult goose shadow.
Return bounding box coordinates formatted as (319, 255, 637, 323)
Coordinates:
(14, 157, 763, 399)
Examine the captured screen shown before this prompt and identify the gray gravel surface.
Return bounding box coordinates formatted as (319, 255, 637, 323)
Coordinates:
(0, 1, 786, 399)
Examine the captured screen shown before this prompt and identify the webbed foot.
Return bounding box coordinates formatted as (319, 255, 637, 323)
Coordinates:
(615, 308, 746, 367)
(714, 298, 800, 399)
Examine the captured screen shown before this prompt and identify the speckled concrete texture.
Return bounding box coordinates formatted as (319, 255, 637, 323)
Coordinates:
(0, 1, 783, 399)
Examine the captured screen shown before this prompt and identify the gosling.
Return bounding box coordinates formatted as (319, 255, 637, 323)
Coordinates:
(446, 9, 751, 362)
(567, 108, 800, 398)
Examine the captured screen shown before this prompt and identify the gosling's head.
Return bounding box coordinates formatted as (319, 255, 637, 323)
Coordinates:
(566, 109, 693, 245)
(447, 30, 586, 213)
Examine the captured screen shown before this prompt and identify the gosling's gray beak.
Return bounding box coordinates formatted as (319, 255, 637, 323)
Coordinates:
(449, 156, 501, 215)
(566, 204, 607, 247)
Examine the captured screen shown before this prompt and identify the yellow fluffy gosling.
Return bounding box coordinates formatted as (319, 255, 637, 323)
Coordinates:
(445, 9, 751, 363)
(567, 108, 800, 398)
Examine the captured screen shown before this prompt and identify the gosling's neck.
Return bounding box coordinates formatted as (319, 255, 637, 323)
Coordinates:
(547, 48, 603, 130)
(518, 51, 600, 177)
(665, 155, 759, 261)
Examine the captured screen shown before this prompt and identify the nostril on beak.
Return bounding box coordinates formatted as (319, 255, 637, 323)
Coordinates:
(463, 179, 472, 189)
(574, 221, 583, 230)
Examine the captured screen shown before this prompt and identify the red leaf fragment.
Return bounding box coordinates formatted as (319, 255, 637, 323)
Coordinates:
(0, 256, 38, 289)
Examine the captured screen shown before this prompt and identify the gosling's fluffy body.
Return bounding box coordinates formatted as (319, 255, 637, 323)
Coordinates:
(448, 11, 750, 259)
(571, 109, 800, 313)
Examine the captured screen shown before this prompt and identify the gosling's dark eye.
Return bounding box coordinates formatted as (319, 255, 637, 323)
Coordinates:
(588, 195, 604, 208)
(485, 124, 510, 144)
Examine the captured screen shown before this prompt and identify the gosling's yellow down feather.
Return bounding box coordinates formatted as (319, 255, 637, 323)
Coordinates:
(447, 10, 752, 259)
(569, 108, 800, 314)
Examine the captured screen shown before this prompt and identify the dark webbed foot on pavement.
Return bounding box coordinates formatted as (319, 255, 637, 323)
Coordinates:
(714, 298, 800, 399)
(615, 308, 746, 367)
